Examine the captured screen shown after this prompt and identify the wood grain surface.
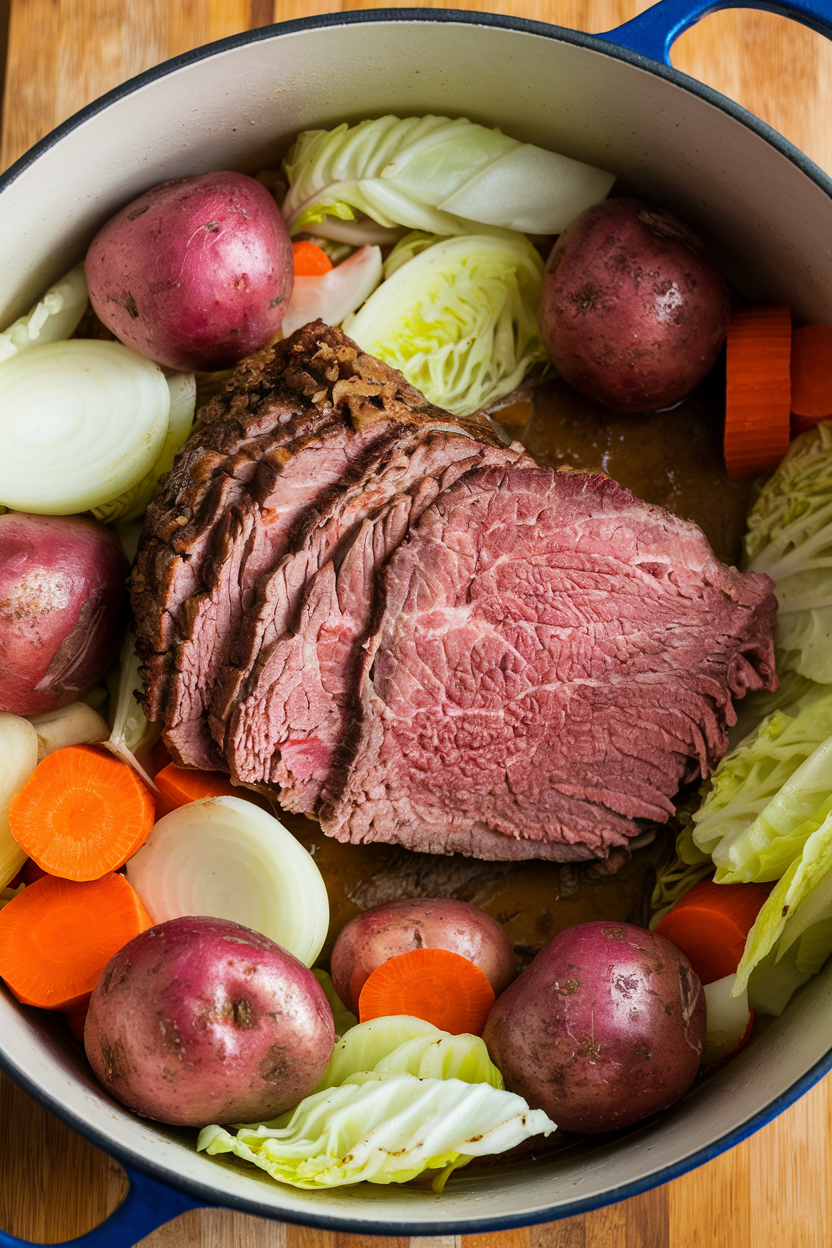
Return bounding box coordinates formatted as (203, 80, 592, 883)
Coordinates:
(2, 2, 832, 1245)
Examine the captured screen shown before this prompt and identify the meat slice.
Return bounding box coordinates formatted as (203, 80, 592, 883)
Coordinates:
(223, 436, 530, 810)
(320, 463, 777, 860)
(132, 321, 498, 767)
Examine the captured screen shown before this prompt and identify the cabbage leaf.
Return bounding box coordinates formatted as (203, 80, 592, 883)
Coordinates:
(0, 265, 87, 362)
(691, 687, 832, 877)
(311, 968, 357, 1039)
(282, 115, 614, 239)
(316, 1015, 503, 1091)
(745, 420, 832, 683)
(198, 1073, 555, 1191)
(343, 232, 547, 415)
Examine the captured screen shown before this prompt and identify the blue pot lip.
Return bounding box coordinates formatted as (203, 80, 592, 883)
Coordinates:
(2, 7, 832, 1233)
(2, 1025, 832, 1234)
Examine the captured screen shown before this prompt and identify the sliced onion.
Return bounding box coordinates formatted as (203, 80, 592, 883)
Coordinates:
(0, 265, 88, 364)
(0, 713, 38, 889)
(0, 339, 170, 514)
(281, 245, 383, 338)
(91, 369, 196, 523)
(125, 796, 329, 967)
(28, 702, 108, 761)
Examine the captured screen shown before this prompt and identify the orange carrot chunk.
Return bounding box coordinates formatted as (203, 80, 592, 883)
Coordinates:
(154, 762, 239, 812)
(790, 323, 832, 434)
(358, 947, 496, 1035)
(8, 745, 155, 882)
(724, 305, 792, 481)
(292, 240, 333, 277)
(0, 873, 153, 1010)
(654, 877, 772, 985)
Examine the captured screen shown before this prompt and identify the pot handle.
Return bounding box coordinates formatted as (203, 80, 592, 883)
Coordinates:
(0, 1164, 208, 1248)
(602, 0, 832, 64)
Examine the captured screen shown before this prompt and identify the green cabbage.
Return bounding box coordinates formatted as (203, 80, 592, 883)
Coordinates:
(745, 421, 832, 683)
(312, 968, 357, 1039)
(343, 232, 547, 415)
(0, 265, 87, 362)
(316, 1015, 503, 1092)
(282, 115, 614, 240)
(197, 1073, 555, 1191)
(691, 688, 832, 877)
(734, 807, 832, 1002)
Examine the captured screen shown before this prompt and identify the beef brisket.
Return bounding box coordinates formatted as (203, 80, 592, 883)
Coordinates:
(319, 462, 776, 858)
(131, 322, 778, 863)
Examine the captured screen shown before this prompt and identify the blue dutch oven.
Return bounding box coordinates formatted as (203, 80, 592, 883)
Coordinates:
(2, 0, 832, 1240)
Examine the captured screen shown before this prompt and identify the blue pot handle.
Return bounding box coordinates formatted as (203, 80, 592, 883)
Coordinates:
(0, 1164, 208, 1248)
(602, 0, 832, 64)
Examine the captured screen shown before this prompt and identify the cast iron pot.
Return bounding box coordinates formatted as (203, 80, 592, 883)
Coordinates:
(2, 0, 832, 1241)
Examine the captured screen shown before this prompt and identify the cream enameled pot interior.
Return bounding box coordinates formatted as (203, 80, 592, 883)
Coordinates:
(2, 15, 832, 1233)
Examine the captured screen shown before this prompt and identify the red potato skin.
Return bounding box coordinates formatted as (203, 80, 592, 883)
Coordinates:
(482, 921, 705, 1134)
(85, 172, 294, 371)
(0, 513, 129, 716)
(539, 199, 731, 413)
(331, 898, 515, 1015)
(84, 916, 335, 1127)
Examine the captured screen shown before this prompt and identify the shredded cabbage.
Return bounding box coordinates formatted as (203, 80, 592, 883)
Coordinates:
(198, 1073, 555, 1191)
(282, 115, 614, 238)
(745, 420, 832, 683)
(343, 232, 547, 415)
(691, 688, 832, 876)
(0, 265, 87, 362)
(316, 1016, 503, 1092)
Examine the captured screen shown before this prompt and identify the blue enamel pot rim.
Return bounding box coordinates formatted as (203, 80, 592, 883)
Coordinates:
(2, 6, 832, 1238)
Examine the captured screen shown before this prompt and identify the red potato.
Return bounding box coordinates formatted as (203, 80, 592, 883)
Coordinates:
(0, 513, 128, 716)
(331, 898, 515, 1015)
(539, 198, 731, 413)
(85, 171, 294, 371)
(84, 916, 335, 1127)
(483, 921, 705, 1133)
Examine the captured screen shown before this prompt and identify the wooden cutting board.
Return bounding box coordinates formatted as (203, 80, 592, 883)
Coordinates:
(2, 3, 832, 1245)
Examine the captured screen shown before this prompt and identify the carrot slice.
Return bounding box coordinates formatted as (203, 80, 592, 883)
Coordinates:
(8, 745, 155, 881)
(154, 762, 239, 810)
(654, 877, 772, 985)
(292, 240, 333, 277)
(0, 873, 152, 1010)
(791, 323, 832, 433)
(724, 305, 792, 481)
(358, 948, 496, 1035)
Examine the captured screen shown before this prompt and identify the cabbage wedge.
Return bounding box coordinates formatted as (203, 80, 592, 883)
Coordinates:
(198, 1073, 555, 1191)
(745, 420, 832, 684)
(316, 1015, 503, 1091)
(343, 232, 547, 415)
(282, 115, 614, 240)
(0, 265, 87, 363)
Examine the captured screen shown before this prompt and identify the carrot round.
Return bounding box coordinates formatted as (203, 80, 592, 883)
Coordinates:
(154, 761, 239, 813)
(0, 873, 152, 1010)
(724, 305, 792, 481)
(358, 947, 496, 1035)
(8, 745, 155, 881)
(790, 323, 832, 433)
(654, 877, 772, 985)
(292, 240, 333, 277)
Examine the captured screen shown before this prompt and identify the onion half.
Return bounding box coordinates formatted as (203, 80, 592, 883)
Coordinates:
(125, 796, 329, 967)
(0, 339, 170, 513)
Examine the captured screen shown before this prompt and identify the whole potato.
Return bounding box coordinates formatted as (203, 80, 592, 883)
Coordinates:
(85, 171, 294, 370)
(0, 513, 128, 716)
(331, 897, 515, 1015)
(84, 916, 334, 1127)
(539, 199, 731, 413)
(482, 921, 705, 1133)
